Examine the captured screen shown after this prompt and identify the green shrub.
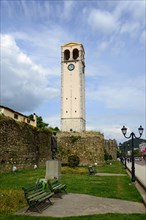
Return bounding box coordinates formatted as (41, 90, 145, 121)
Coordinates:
(68, 155, 80, 167)
(0, 189, 26, 214)
(109, 155, 113, 160)
(70, 135, 81, 144)
(104, 150, 112, 161)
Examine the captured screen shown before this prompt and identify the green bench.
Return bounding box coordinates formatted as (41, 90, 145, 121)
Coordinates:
(88, 165, 97, 175)
(47, 179, 67, 198)
(22, 182, 54, 213)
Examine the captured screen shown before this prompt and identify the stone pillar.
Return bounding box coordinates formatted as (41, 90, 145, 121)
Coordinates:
(45, 160, 61, 179)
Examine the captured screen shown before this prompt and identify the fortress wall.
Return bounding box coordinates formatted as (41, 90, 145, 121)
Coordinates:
(0, 115, 117, 172)
(0, 115, 51, 172)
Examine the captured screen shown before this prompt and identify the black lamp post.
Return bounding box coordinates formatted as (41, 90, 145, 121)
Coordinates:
(124, 145, 127, 169)
(121, 125, 144, 183)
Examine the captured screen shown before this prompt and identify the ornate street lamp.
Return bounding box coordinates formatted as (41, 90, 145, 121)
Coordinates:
(124, 144, 127, 169)
(121, 126, 144, 183)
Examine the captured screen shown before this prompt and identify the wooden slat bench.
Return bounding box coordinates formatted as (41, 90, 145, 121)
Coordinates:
(88, 165, 97, 175)
(22, 182, 54, 213)
(47, 179, 67, 198)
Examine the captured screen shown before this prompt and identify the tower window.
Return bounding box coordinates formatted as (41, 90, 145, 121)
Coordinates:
(64, 50, 70, 60)
(73, 48, 79, 60)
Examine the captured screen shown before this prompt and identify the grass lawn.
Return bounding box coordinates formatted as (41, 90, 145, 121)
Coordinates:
(0, 161, 145, 220)
(0, 214, 146, 220)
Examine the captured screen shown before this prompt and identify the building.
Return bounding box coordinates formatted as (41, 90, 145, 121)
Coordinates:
(60, 42, 86, 132)
(139, 142, 146, 155)
(0, 105, 37, 127)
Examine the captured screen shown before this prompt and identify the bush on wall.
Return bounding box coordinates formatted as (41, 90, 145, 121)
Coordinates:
(68, 155, 80, 167)
(70, 135, 81, 144)
(104, 150, 112, 161)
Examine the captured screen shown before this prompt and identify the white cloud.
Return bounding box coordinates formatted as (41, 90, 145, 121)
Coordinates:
(87, 1, 145, 49)
(1, 34, 59, 112)
(88, 9, 118, 34)
(44, 115, 60, 129)
(114, 1, 145, 22)
(87, 80, 145, 111)
(86, 62, 114, 77)
(114, 1, 145, 42)
(128, 1, 145, 23)
(111, 40, 125, 55)
(98, 41, 109, 51)
(63, 1, 76, 19)
(101, 125, 122, 142)
(11, 25, 71, 68)
(140, 30, 146, 45)
(120, 21, 140, 35)
(18, 0, 51, 19)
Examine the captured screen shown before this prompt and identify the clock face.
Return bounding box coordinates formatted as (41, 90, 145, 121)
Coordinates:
(68, 64, 75, 71)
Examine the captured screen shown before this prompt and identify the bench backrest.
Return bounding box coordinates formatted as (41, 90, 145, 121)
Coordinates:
(88, 166, 96, 174)
(22, 183, 43, 196)
(48, 179, 59, 190)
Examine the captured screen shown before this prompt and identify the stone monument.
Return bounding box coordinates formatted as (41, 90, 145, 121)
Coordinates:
(45, 132, 61, 179)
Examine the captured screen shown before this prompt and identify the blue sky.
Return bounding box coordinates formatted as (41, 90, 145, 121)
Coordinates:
(1, 0, 145, 143)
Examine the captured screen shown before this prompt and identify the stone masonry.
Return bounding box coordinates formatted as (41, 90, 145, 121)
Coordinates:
(0, 115, 51, 172)
(0, 115, 117, 172)
(57, 132, 105, 165)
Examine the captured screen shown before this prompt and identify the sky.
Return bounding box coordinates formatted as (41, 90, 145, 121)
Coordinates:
(1, 0, 146, 144)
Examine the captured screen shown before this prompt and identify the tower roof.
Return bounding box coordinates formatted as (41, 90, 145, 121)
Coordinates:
(62, 42, 81, 47)
(62, 42, 85, 53)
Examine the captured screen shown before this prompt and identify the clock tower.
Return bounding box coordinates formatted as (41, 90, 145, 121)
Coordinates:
(61, 42, 86, 132)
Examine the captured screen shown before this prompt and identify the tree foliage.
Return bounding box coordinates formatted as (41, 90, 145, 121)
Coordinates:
(37, 116, 48, 128)
(68, 155, 80, 167)
(48, 126, 60, 132)
(28, 114, 48, 128)
(104, 150, 112, 161)
(28, 114, 60, 131)
(119, 139, 146, 152)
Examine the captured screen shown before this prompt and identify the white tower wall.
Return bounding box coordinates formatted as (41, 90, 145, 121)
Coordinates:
(61, 42, 86, 132)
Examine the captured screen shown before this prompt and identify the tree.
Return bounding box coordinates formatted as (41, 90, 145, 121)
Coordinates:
(117, 150, 122, 158)
(28, 114, 48, 128)
(104, 150, 112, 161)
(68, 155, 80, 167)
(119, 139, 146, 151)
(37, 116, 48, 128)
(134, 149, 142, 157)
(54, 127, 60, 131)
(49, 126, 60, 132)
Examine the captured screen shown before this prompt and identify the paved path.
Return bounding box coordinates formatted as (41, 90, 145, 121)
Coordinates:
(95, 173, 127, 176)
(17, 193, 146, 217)
(16, 169, 146, 217)
(126, 161, 146, 206)
(126, 162, 146, 188)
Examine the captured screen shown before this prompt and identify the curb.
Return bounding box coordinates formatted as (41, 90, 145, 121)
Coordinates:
(126, 166, 146, 208)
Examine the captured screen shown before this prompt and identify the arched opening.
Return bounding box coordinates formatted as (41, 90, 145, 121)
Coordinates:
(73, 48, 79, 60)
(64, 50, 70, 60)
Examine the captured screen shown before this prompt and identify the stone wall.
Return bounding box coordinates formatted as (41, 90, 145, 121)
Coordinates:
(0, 115, 117, 172)
(57, 132, 104, 165)
(0, 115, 51, 172)
(104, 139, 117, 160)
